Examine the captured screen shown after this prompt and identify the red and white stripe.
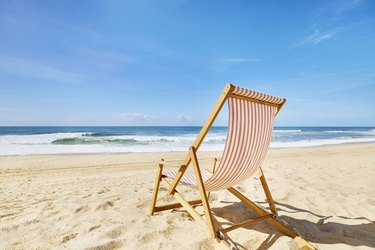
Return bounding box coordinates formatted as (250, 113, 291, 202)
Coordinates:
(231, 85, 285, 105)
(163, 85, 280, 191)
(163, 168, 212, 186)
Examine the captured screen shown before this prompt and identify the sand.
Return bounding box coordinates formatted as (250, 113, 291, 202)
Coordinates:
(0, 144, 374, 250)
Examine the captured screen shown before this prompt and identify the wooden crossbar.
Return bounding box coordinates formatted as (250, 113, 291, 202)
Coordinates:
(153, 199, 202, 212)
(221, 214, 273, 234)
(156, 160, 183, 168)
(227, 187, 297, 238)
(161, 178, 207, 227)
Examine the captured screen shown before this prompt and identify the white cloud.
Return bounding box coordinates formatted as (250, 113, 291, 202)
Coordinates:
(304, 30, 337, 45)
(114, 113, 157, 124)
(294, 27, 338, 47)
(177, 114, 194, 122)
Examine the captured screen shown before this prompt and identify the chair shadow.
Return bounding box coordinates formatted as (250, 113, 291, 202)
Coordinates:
(211, 200, 375, 249)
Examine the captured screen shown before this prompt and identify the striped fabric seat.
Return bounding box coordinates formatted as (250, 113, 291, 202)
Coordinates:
(163, 85, 282, 191)
(163, 168, 212, 186)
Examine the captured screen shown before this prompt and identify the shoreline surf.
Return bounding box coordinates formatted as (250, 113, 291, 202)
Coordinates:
(0, 126, 374, 156)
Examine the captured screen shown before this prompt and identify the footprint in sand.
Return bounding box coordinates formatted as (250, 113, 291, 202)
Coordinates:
(89, 225, 101, 232)
(105, 226, 124, 239)
(97, 189, 110, 194)
(76, 205, 89, 213)
(85, 240, 122, 250)
(95, 201, 114, 211)
(0, 213, 17, 220)
(237, 185, 246, 192)
(24, 219, 40, 226)
(136, 200, 150, 209)
(62, 233, 78, 243)
(209, 193, 218, 202)
(83, 194, 92, 199)
(137, 231, 159, 243)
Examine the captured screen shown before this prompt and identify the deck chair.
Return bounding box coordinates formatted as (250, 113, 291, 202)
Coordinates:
(150, 84, 315, 249)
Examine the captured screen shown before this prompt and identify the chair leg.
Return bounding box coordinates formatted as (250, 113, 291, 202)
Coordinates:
(150, 160, 164, 215)
(190, 147, 216, 238)
(258, 167, 278, 216)
(207, 158, 217, 200)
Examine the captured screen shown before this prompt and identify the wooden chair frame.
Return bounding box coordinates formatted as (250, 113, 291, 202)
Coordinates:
(149, 84, 315, 249)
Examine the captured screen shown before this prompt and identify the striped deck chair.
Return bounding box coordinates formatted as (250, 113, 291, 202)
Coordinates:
(150, 84, 315, 249)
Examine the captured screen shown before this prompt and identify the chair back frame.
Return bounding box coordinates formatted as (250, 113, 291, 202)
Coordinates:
(168, 83, 286, 194)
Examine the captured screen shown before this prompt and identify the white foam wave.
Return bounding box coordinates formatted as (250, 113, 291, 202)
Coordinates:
(325, 130, 375, 135)
(0, 139, 225, 155)
(0, 133, 87, 145)
(0, 132, 227, 145)
(274, 129, 302, 133)
(270, 137, 375, 148)
(1, 131, 375, 156)
(0, 132, 227, 155)
(107, 134, 227, 143)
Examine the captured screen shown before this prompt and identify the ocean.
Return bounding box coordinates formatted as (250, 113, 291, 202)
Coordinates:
(0, 126, 374, 156)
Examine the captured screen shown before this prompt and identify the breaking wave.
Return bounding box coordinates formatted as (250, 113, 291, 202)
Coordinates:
(0, 127, 374, 155)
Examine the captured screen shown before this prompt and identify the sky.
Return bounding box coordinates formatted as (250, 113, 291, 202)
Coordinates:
(0, 0, 374, 126)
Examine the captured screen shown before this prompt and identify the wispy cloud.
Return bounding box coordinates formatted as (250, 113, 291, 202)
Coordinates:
(185, 74, 203, 83)
(0, 55, 87, 84)
(78, 48, 133, 64)
(0, 1, 99, 36)
(75, 48, 134, 71)
(221, 58, 261, 63)
(261, 69, 375, 97)
(114, 113, 157, 124)
(177, 114, 194, 122)
(292, 28, 339, 47)
(314, 0, 363, 17)
(293, 0, 363, 48)
(301, 29, 337, 46)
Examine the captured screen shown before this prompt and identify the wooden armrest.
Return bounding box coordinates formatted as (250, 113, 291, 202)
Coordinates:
(211, 157, 220, 173)
(155, 160, 183, 168)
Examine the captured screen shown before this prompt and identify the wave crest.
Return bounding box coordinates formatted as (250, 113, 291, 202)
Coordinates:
(52, 138, 138, 145)
(274, 129, 302, 133)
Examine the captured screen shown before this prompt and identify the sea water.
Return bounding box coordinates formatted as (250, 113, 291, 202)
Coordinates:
(0, 126, 374, 155)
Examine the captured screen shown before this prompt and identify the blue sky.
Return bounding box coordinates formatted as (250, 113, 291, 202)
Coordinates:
(0, 0, 374, 126)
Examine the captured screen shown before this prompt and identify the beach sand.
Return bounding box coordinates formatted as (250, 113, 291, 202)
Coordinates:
(1, 144, 374, 249)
